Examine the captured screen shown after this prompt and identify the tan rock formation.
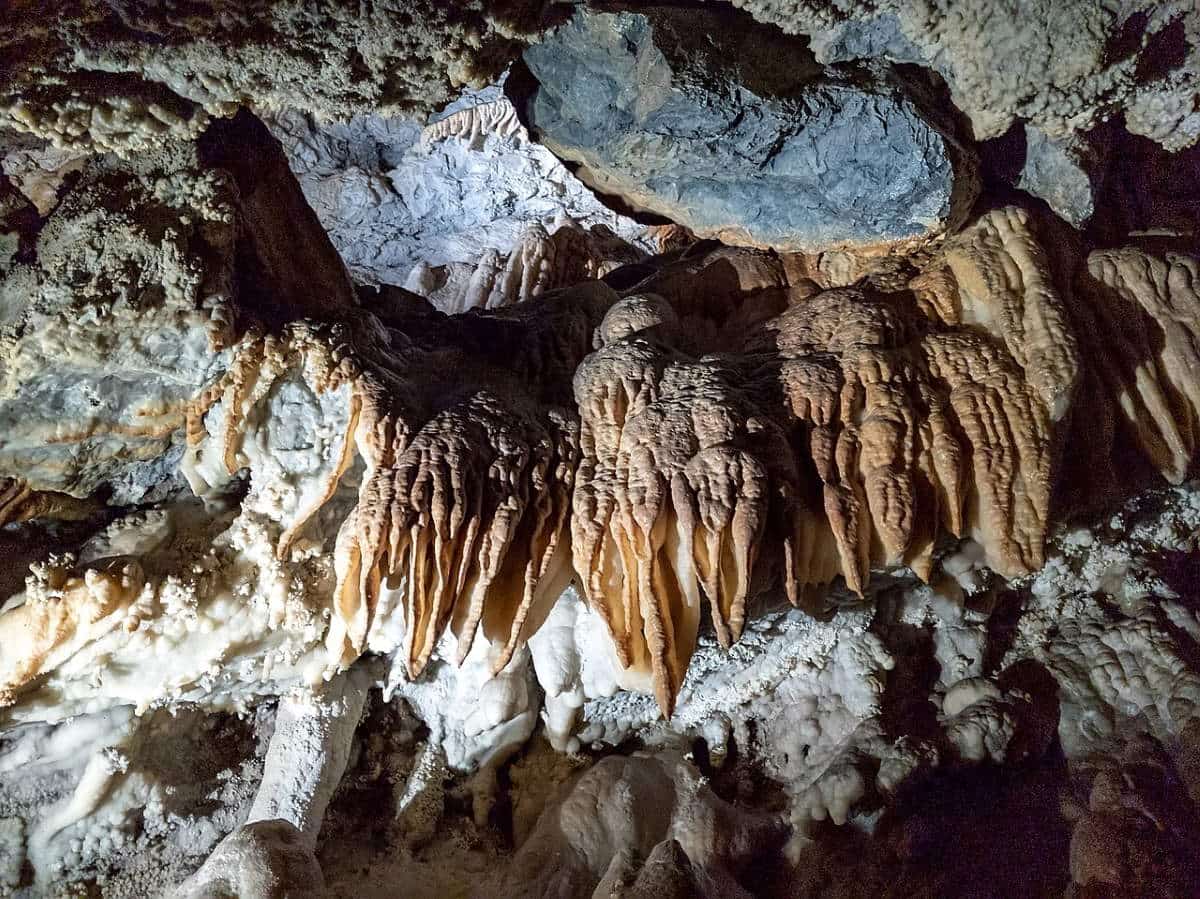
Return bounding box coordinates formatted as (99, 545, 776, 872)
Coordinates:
(5, 184, 1200, 726)
(571, 210, 1079, 714)
(2, 10, 1200, 894)
(405, 217, 643, 315)
(186, 283, 618, 685)
(1073, 247, 1200, 485)
(0, 479, 102, 526)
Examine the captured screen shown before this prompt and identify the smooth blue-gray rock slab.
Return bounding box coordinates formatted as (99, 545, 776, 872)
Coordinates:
(516, 5, 978, 253)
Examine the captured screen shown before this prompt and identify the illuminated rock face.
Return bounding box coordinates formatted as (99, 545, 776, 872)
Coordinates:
(0, 112, 354, 504)
(517, 5, 978, 253)
(0, 5, 1199, 898)
(9, 161, 1200, 725)
(265, 84, 653, 292)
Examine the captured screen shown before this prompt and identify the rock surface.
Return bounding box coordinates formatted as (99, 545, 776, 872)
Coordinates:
(173, 820, 325, 899)
(3, 7, 1200, 899)
(0, 1, 548, 155)
(0, 111, 353, 504)
(735, 0, 1200, 151)
(516, 5, 978, 253)
(494, 752, 787, 898)
(266, 86, 652, 290)
(1014, 126, 1107, 228)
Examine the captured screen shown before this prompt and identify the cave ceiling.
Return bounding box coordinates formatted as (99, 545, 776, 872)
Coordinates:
(0, 2, 1199, 897)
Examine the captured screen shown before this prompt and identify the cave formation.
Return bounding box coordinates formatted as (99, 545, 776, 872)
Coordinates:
(1, 2, 1200, 897)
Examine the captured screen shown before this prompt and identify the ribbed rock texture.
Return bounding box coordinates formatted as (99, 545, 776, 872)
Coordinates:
(1, 67, 1198, 735)
(11, 160, 1197, 722)
(516, 5, 978, 253)
(2, 5, 1200, 897)
(571, 207, 1079, 712)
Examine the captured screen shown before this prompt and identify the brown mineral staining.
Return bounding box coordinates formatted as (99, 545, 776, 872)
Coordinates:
(570, 226, 1075, 713)
(1074, 247, 1200, 485)
(0, 479, 102, 526)
(0, 560, 145, 705)
(646, 224, 696, 255)
(194, 286, 615, 683)
(3, 10, 1200, 893)
(334, 389, 578, 678)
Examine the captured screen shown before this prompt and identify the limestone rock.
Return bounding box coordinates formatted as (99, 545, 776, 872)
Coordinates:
(1003, 125, 1108, 228)
(0, 817, 24, 892)
(183, 282, 619, 686)
(4, 9, 1200, 896)
(516, 5, 978, 253)
(0, 111, 353, 503)
(0, 149, 238, 501)
(492, 753, 786, 898)
(0, 172, 36, 272)
(0, 1, 549, 155)
(734, 0, 1200, 151)
(172, 820, 325, 899)
(0, 138, 86, 216)
(13, 203, 1200, 729)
